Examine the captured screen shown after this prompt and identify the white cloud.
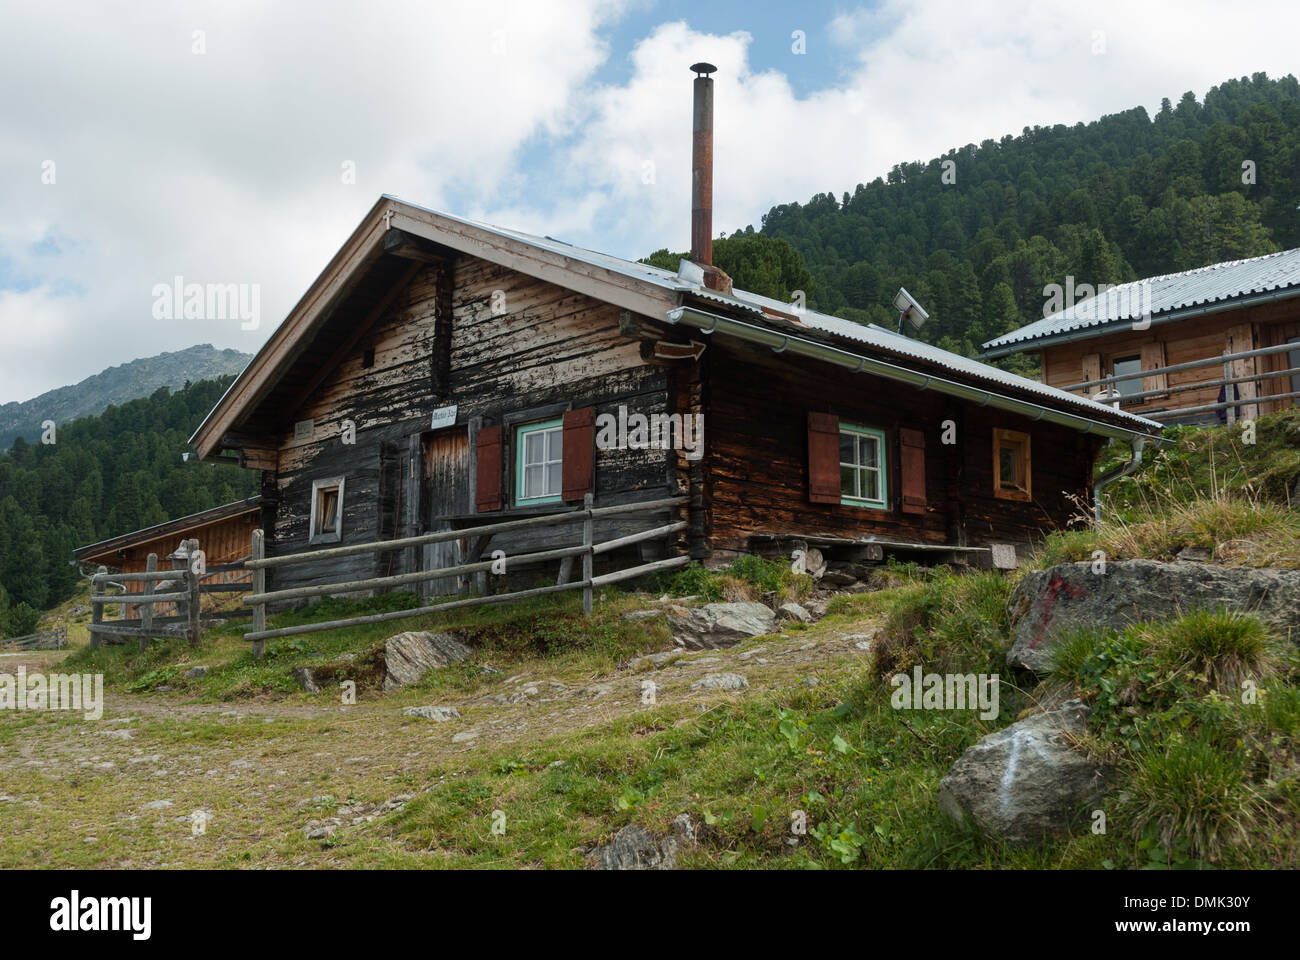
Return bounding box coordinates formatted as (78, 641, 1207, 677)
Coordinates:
(3, 0, 1299, 402)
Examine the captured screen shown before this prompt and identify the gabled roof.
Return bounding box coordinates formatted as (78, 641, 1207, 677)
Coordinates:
(191, 196, 1164, 457)
(74, 497, 262, 563)
(982, 247, 1300, 357)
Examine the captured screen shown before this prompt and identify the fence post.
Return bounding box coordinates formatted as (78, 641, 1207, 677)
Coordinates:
(186, 540, 201, 647)
(91, 565, 106, 650)
(1223, 349, 1236, 424)
(582, 492, 593, 616)
(140, 553, 157, 651)
(251, 529, 266, 659)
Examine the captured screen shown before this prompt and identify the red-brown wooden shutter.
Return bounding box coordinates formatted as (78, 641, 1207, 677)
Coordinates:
(808, 412, 841, 504)
(475, 425, 504, 512)
(899, 427, 926, 515)
(562, 407, 595, 501)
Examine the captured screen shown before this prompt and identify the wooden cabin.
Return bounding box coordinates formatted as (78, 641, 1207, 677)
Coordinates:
(981, 250, 1300, 424)
(74, 497, 261, 615)
(185, 197, 1163, 597)
(187, 67, 1162, 600)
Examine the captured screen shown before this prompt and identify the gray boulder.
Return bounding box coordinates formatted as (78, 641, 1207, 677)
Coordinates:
(1007, 560, 1300, 674)
(938, 699, 1105, 842)
(666, 602, 776, 649)
(777, 602, 812, 623)
(292, 667, 323, 693)
(689, 672, 749, 692)
(592, 824, 678, 870)
(383, 632, 472, 690)
(401, 705, 460, 721)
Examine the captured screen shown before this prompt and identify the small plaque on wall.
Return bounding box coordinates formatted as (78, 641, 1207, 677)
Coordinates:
(430, 405, 458, 429)
(293, 419, 315, 441)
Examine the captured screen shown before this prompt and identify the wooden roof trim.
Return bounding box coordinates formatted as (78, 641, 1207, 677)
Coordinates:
(192, 198, 681, 459)
(387, 207, 679, 321)
(190, 199, 391, 458)
(74, 498, 262, 562)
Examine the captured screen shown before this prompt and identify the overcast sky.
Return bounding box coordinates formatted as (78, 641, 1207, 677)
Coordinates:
(2, 0, 1298, 403)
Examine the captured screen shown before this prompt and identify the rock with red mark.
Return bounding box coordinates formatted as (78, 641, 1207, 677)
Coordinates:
(1007, 560, 1300, 674)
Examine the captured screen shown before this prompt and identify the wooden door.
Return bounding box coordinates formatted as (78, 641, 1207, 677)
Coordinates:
(423, 427, 470, 596)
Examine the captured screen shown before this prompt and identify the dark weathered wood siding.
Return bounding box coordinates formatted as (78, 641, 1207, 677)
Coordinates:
(701, 338, 1102, 558)
(264, 254, 677, 595)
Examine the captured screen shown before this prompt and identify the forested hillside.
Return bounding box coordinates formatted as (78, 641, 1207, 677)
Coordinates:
(648, 73, 1300, 369)
(0, 344, 250, 452)
(0, 377, 258, 636)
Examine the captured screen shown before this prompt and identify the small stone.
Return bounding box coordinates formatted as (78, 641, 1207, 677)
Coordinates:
(143, 799, 174, 810)
(292, 667, 322, 694)
(690, 672, 749, 692)
(184, 666, 209, 679)
(777, 602, 812, 623)
(451, 730, 479, 743)
(402, 705, 461, 722)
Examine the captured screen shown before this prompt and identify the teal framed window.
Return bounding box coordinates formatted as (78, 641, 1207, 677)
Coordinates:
(839, 423, 887, 509)
(515, 418, 564, 505)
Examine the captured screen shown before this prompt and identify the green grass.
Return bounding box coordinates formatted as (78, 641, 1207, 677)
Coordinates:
(1036, 410, 1300, 570)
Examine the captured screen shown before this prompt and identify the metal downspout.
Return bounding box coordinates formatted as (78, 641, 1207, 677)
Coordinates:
(1092, 437, 1145, 525)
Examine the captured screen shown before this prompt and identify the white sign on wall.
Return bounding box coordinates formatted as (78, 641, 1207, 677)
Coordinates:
(430, 405, 458, 430)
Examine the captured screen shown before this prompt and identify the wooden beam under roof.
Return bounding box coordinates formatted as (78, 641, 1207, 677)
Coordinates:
(279, 259, 425, 427)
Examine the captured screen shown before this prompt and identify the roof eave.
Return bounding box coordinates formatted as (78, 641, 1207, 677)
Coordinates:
(980, 284, 1300, 358)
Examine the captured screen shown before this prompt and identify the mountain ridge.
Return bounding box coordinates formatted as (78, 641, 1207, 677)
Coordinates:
(0, 344, 251, 451)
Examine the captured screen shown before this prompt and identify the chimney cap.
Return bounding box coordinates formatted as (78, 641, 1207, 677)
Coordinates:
(690, 62, 717, 77)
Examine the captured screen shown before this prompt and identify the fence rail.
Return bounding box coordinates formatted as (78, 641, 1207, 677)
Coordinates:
(1058, 340, 1300, 423)
(0, 625, 67, 651)
(90, 541, 202, 650)
(243, 495, 689, 656)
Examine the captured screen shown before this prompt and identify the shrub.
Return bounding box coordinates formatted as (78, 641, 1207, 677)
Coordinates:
(1122, 732, 1263, 864)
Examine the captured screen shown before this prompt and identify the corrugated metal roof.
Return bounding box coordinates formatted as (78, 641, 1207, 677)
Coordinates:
(983, 247, 1300, 353)
(732, 290, 1161, 430)
(385, 196, 1161, 433)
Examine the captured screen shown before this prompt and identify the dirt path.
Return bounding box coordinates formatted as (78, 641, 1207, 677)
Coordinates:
(0, 621, 878, 868)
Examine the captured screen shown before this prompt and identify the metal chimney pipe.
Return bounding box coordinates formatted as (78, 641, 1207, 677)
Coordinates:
(690, 62, 716, 266)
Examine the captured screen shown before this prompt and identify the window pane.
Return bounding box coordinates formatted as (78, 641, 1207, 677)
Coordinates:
(861, 437, 878, 469)
(1113, 357, 1142, 398)
(547, 462, 562, 496)
(524, 431, 544, 466)
(999, 446, 1017, 485)
(524, 465, 543, 498)
(547, 428, 562, 461)
(320, 489, 338, 529)
(861, 469, 878, 501)
(840, 466, 856, 497)
(839, 433, 855, 465)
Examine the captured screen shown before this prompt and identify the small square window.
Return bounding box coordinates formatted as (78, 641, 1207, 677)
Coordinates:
(839, 423, 887, 509)
(515, 419, 564, 505)
(309, 476, 345, 544)
(993, 429, 1031, 501)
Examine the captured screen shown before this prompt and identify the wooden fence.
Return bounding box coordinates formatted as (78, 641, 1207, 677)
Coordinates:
(0, 625, 68, 651)
(1060, 341, 1300, 422)
(242, 494, 689, 657)
(89, 539, 202, 650)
